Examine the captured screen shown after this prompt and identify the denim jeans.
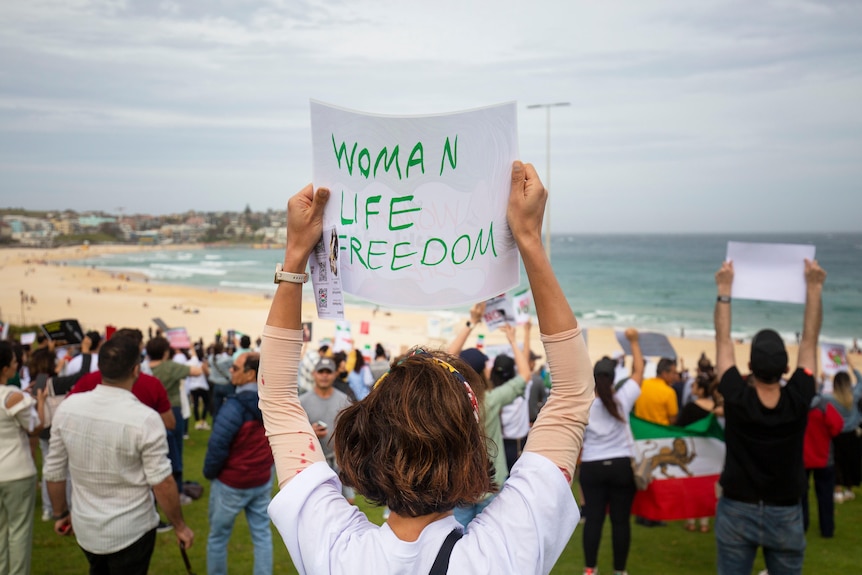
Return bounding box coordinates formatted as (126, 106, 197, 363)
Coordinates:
(207, 477, 273, 575)
(715, 497, 806, 575)
(166, 407, 184, 492)
(453, 495, 495, 530)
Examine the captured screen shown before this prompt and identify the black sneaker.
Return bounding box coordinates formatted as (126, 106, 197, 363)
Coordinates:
(156, 521, 173, 533)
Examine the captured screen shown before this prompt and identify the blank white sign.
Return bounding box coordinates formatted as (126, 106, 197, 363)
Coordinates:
(725, 241, 815, 304)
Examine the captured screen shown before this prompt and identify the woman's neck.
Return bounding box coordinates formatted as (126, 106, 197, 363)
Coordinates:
(386, 510, 453, 542)
(694, 397, 715, 411)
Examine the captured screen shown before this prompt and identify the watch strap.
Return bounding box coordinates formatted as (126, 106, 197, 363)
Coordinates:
(274, 263, 309, 284)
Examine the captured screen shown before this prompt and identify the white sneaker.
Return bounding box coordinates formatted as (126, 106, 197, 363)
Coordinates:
(179, 493, 193, 505)
(41, 510, 51, 522)
(843, 489, 855, 501)
(834, 491, 845, 504)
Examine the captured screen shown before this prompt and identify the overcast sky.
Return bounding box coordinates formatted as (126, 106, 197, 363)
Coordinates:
(1, 0, 860, 233)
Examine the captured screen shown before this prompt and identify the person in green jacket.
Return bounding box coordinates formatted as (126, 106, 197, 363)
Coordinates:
(447, 305, 532, 528)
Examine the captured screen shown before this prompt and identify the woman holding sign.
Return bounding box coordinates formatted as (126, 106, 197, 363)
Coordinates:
(259, 161, 593, 574)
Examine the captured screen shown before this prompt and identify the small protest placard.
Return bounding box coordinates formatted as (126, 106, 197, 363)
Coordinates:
(311, 100, 519, 311)
(614, 331, 677, 360)
(152, 317, 170, 332)
(483, 294, 516, 332)
(301, 322, 313, 343)
(821, 342, 848, 378)
(333, 321, 353, 353)
(726, 242, 815, 304)
(41, 319, 84, 344)
(512, 289, 533, 325)
(20, 332, 37, 346)
(165, 327, 192, 350)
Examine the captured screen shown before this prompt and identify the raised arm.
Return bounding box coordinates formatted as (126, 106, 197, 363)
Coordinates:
(626, 328, 645, 385)
(259, 185, 330, 488)
(511, 161, 593, 482)
(797, 259, 826, 374)
(501, 324, 531, 382)
(446, 302, 485, 355)
(508, 163, 576, 336)
(714, 261, 735, 381)
(267, 184, 328, 329)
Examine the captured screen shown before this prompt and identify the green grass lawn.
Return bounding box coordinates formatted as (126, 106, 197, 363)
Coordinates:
(31, 425, 862, 574)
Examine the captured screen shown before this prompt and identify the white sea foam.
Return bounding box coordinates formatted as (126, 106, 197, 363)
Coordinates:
(219, 280, 278, 291)
(149, 263, 227, 277)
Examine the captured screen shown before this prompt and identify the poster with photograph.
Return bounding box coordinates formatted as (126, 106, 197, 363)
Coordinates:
(310, 226, 346, 319)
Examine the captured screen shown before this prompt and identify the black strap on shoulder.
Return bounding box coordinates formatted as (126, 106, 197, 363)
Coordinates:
(428, 528, 463, 575)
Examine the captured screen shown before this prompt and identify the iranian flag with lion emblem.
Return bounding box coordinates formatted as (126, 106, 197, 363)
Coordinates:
(630, 414, 725, 521)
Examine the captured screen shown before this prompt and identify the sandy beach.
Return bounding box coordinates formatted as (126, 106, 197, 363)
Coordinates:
(0, 244, 795, 374)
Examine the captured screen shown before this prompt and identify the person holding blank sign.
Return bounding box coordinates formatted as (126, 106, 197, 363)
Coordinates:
(713, 258, 826, 575)
(258, 161, 594, 574)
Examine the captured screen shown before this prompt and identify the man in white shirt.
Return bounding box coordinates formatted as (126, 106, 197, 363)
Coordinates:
(45, 335, 194, 574)
(62, 331, 102, 376)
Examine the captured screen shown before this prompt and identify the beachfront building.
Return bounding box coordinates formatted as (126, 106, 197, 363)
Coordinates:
(2, 215, 55, 246)
(253, 225, 286, 245)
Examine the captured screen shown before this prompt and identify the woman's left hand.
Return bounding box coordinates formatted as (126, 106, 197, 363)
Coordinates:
(285, 184, 330, 260)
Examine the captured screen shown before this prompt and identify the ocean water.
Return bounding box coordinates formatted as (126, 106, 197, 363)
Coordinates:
(73, 233, 862, 346)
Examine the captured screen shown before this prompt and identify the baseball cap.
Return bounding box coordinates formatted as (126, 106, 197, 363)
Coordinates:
(750, 329, 788, 383)
(459, 348, 489, 375)
(492, 354, 516, 382)
(315, 358, 336, 372)
(594, 358, 617, 378)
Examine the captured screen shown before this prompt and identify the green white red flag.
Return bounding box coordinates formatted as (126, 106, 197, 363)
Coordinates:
(630, 414, 725, 521)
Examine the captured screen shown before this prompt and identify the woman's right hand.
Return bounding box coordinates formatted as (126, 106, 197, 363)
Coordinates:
(507, 161, 547, 248)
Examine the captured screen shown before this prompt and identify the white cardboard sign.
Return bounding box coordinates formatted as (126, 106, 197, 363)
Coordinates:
(311, 100, 520, 309)
(725, 241, 815, 304)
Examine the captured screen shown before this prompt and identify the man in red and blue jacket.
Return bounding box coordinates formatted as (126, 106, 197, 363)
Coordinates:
(203, 352, 274, 575)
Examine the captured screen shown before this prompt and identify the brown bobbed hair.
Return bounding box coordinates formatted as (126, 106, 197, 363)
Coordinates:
(332, 349, 495, 517)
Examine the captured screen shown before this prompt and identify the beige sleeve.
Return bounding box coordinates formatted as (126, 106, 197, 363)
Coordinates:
(523, 327, 594, 481)
(258, 324, 326, 489)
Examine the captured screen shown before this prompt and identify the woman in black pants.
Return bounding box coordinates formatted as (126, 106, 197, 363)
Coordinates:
(579, 329, 644, 575)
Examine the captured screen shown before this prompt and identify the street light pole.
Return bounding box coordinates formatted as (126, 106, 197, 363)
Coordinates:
(526, 102, 570, 260)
